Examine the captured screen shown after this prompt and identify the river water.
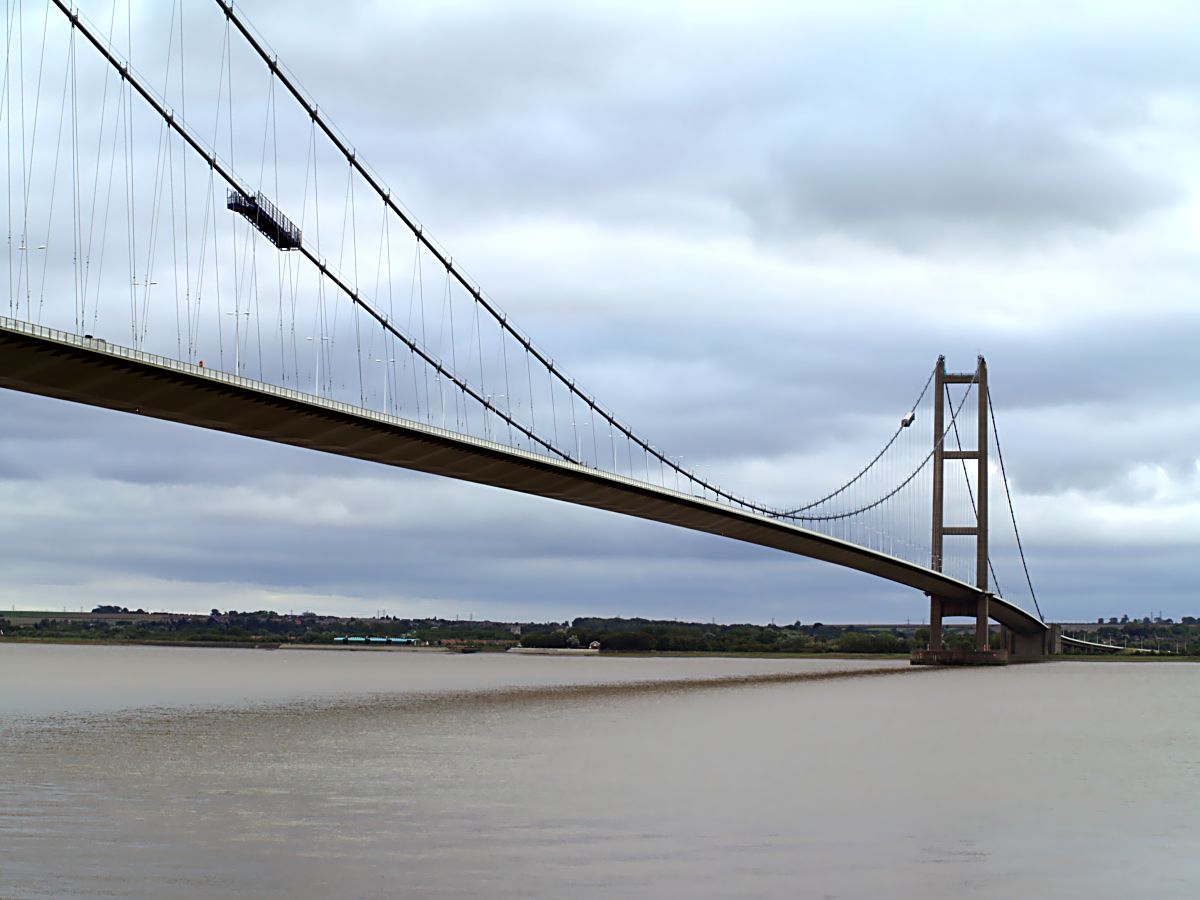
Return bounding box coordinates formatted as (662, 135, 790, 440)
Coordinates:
(1, 644, 1197, 898)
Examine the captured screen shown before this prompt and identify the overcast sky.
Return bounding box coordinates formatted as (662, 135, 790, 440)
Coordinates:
(2, 0, 1197, 624)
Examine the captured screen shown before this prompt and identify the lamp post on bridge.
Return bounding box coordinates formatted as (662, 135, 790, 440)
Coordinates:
(226, 309, 250, 375)
(484, 393, 506, 441)
(374, 357, 396, 414)
(433, 374, 449, 429)
(306, 335, 333, 396)
(572, 418, 591, 464)
(130, 277, 158, 350)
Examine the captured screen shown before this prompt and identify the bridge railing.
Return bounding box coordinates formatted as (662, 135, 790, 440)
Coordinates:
(0, 314, 737, 507)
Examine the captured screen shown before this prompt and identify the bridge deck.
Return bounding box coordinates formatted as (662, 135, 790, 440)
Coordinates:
(1060, 635, 1146, 653)
(0, 317, 1046, 636)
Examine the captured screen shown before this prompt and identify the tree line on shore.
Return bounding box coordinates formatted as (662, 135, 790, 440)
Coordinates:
(2, 609, 923, 652)
(0, 609, 516, 645)
(519, 617, 920, 654)
(5, 609, 1199, 655)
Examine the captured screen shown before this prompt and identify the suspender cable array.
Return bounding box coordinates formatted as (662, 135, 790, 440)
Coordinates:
(777, 365, 936, 517)
(210, 0, 977, 535)
(775, 373, 973, 524)
(51, 0, 579, 466)
(208, 0, 791, 518)
(9, 1, 1042, 618)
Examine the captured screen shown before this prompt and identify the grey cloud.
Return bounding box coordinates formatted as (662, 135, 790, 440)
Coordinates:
(746, 117, 1174, 245)
(239, 1, 1200, 248)
(75, 0, 1197, 255)
(4, 0, 1198, 624)
(4, 431, 1189, 624)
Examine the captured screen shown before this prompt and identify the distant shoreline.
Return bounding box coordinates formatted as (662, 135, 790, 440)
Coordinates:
(3, 637, 1198, 662)
(0, 637, 456, 651)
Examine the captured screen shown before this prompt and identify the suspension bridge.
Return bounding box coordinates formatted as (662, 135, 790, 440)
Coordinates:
(2, 1, 1056, 662)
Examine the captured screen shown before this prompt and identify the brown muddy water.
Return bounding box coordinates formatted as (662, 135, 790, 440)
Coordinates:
(1, 644, 1197, 898)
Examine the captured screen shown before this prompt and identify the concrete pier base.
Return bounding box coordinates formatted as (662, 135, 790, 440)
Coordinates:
(911, 648, 1009, 666)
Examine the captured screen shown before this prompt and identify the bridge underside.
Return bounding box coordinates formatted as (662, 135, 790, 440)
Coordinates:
(0, 320, 1047, 639)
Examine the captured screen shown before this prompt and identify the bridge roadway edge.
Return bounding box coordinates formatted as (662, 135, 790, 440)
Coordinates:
(0, 319, 1046, 639)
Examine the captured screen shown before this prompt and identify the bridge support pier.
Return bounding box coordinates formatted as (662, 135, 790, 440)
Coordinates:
(1008, 623, 1062, 660)
(976, 593, 989, 651)
(913, 593, 1008, 665)
(924, 594, 989, 649)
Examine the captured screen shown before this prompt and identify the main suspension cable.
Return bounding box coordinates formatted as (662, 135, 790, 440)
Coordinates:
(51, 0, 580, 468)
(779, 363, 936, 515)
(988, 391, 1043, 621)
(53, 0, 1006, 552)
(777, 373, 976, 523)
(209, 0, 785, 516)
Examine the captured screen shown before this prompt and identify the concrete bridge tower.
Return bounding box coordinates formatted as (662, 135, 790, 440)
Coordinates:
(919, 356, 1002, 663)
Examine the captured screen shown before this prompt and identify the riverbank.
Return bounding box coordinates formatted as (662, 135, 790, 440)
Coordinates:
(12, 609, 1200, 657)
(5, 636, 1197, 661)
(0, 636, 287, 650)
(0, 636, 455, 652)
